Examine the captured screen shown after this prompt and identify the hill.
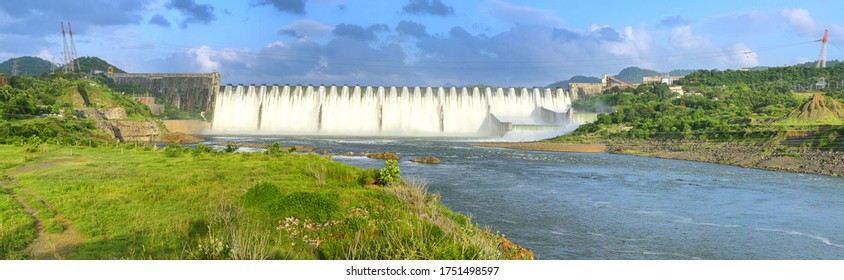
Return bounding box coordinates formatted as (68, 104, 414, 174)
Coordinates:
(548, 67, 695, 89)
(794, 59, 843, 68)
(616, 67, 660, 83)
(75, 56, 126, 74)
(779, 94, 844, 125)
(547, 75, 601, 89)
(0, 56, 55, 76)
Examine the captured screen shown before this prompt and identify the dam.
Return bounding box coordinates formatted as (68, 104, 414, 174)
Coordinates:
(211, 84, 572, 137)
(110, 73, 220, 113)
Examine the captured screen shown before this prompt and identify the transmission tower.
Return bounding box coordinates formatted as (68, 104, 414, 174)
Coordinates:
(68, 22, 80, 72)
(61, 22, 73, 73)
(816, 29, 828, 68)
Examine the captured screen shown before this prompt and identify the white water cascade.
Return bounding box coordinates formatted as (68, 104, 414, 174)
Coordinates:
(211, 84, 572, 137)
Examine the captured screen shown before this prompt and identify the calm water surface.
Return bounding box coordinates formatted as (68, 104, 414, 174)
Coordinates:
(205, 136, 844, 259)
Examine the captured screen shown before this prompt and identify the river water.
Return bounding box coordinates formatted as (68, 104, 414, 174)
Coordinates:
(204, 136, 844, 260)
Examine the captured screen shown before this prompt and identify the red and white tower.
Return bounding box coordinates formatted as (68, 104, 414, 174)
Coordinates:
(817, 29, 828, 68)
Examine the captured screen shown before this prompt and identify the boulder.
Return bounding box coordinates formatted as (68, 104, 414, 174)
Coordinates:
(366, 152, 400, 160)
(411, 157, 442, 164)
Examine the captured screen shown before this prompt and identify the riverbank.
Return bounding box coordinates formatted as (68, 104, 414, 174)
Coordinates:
(480, 139, 844, 177)
(0, 144, 533, 260)
(607, 139, 844, 177)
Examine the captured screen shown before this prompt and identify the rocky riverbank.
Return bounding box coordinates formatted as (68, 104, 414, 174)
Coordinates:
(478, 139, 844, 177)
(607, 139, 844, 177)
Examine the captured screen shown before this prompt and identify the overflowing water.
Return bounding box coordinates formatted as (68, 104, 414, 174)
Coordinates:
(211, 85, 571, 136)
(202, 136, 844, 260)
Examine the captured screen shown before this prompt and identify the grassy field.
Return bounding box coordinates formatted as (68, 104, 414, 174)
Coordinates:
(0, 143, 532, 260)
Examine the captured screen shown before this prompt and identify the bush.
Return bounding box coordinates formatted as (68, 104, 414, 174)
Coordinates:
(163, 143, 183, 157)
(266, 142, 286, 156)
(241, 182, 340, 223)
(377, 159, 401, 185)
(192, 144, 214, 157)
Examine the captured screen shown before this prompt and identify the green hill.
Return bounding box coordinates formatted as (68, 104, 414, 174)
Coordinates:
(547, 75, 601, 89)
(616, 67, 660, 83)
(75, 56, 126, 74)
(0, 57, 55, 76)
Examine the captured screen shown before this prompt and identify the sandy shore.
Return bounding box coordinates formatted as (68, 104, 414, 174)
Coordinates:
(473, 142, 607, 153)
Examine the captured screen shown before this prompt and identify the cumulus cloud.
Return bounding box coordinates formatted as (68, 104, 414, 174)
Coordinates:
(151, 45, 250, 73)
(149, 14, 171, 28)
(167, 0, 216, 28)
(401, 0, 455, 17)
(278, 19, 334, 38)
(484, 0, 564, 27)
(252, 0, 306, 15)
(396, 20, 429, 39)
(781, 8, 817, 36)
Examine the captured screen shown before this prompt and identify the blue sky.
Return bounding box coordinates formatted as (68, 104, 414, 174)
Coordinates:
(1, 0, 842, 86)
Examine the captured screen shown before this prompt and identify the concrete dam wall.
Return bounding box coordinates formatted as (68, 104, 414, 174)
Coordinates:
(110, 73, 220, 113)
(211, 84, 572, 137)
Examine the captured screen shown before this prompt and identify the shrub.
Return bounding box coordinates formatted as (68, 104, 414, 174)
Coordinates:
(192, 143, 214, 157)
(241, 182, 340, 223)
(163, 143, 182, 157)
(377, 159, 401, 185)
(223, 144, 239, 153)
(266, 142, 286, 156)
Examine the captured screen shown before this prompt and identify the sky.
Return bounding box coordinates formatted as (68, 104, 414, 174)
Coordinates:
(1, 0, 843, 86)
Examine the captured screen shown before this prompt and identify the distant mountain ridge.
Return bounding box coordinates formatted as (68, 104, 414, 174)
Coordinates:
(547, 67, 696, 88)
(0, 56, 125, 76)
(0, 56, 54, 76)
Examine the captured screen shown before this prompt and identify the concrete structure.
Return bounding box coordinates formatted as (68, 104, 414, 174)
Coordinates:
(568, 82, 603, 97)
(643, 74, 685, 85)
(110, 73, 220, 113)
(132, 96, 164, 115)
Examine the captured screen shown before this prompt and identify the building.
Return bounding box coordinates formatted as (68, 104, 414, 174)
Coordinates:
(643, 74, 685, 85)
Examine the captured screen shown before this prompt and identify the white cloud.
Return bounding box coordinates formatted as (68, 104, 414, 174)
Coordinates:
(601, 26, 657, 69)
(781, 8, 817, 36)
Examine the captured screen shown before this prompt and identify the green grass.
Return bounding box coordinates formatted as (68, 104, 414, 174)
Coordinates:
(0, 144, 531, 260)
(0, 187, 36, 259)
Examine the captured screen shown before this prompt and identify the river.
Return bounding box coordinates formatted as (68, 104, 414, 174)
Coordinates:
(204, 136, 844, 259)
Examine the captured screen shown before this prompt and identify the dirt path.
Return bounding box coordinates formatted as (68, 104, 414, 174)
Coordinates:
(2, 160, 85, 259)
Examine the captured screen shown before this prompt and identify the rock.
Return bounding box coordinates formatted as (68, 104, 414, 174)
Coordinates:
(95, 120, 160, 142)
(366, 152, 400, 160)
(411, 157, 442, 164)
(75, 108, 127, 120)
